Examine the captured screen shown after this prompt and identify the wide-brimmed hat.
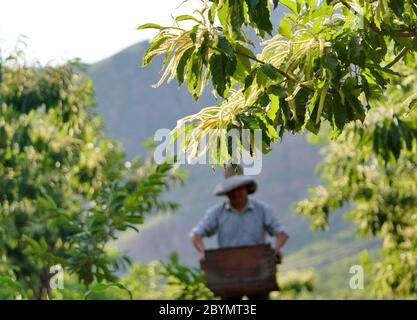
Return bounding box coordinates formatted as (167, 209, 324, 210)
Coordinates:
(213, 165, 257, 196)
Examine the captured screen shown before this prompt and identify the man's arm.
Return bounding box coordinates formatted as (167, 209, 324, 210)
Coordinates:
(191, 234, 206, 268)
(189, 206, 220, 268)
(274, 231, 289, 264)
(262, 202, 290, 264)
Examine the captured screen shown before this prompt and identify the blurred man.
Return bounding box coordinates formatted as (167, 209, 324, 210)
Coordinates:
(190, 165, 289, 300)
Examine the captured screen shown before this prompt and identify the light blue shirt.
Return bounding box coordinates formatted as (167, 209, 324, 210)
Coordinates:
(190, 198, 288, 248)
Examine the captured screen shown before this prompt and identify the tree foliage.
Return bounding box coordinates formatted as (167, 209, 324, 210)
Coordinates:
(296, 61, 417, 298)
(139, 0, 417, 160)
(159, 252, 214, 300)
(0, 53, 183, 299)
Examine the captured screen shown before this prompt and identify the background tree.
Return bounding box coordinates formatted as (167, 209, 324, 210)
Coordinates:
(296, 61, 417, 298)
(0, 52, 183, 299)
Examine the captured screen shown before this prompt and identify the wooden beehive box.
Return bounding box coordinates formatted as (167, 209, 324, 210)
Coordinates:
(204, 244, 279, 297)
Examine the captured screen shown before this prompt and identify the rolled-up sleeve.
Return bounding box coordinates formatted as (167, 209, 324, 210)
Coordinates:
(189, 207, 219, 238)
(263, 204, 288, 236)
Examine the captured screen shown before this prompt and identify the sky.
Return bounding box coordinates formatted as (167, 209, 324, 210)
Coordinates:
(0, 0, 199, 65)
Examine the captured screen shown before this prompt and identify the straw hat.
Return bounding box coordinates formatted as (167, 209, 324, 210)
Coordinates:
(213, 164, 257, 196)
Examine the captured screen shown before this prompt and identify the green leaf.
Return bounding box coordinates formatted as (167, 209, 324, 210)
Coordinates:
(234, 44, 253, 81)
(388, 0, 404, 17)
(84, 282, 133, 300)
(210, 53, 228, 97)
(388, 124, 401, 160)
(315, 82, 330, 124)
(137, 23, 162, 30)
(189, 24, 200, 43)
(409, 99, 417, 112)
(267, 94, 279, 120)
(228, 0, 247, 38)
(279, 0, 297, 14)
(217, 0, 232, 37)
(245, 0, 261, 12)
(37, 195, 58, 211)
(305, 0, 316, 10)
(0, 276, 21, 291)
(176, 48, 193, 86)
(296, 0, 304, 13)
(256, 66, 269, 88)
(143, 36, 171, 66)
(346, 92, 365, 122)
(304, 90, 319, 131)
(278, 19, 292, 38)
(217, 36, 234, 58)
(268, 85, 287, 98)
(186, 54, 204, 100)
(208, 3, 218, 24)
(234, 55, 251, 82)
(175, 15, 201, 23)
(22, 235, 42, 253)
(330, 90, 347, 135)
(248, 0, 273, 35)
(260, 63, 280, 80)
(226, 55, 237, 83)
(235, 42, 256, 60)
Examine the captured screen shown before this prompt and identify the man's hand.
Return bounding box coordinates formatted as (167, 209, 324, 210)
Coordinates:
(199, 252, 206, 269)
(191, 234, 207, 269)
(274, 248, 283, 264)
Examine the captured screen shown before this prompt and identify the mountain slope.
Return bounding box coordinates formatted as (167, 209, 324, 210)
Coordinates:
(88, 41, 215, 157)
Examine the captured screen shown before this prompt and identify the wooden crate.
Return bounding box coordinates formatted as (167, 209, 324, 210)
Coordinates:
(204, 244, 279, 297)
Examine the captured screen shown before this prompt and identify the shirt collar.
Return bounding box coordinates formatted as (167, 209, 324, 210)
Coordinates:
(225, 198, 254, 212)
